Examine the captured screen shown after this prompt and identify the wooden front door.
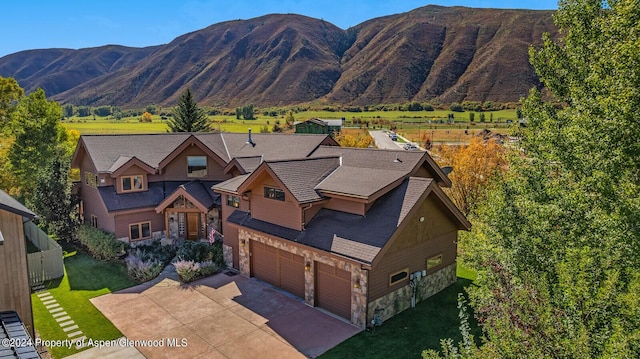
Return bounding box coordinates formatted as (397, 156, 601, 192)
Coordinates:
(187, 213, 199, 240)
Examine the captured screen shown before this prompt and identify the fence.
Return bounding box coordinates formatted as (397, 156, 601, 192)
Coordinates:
(24, 222, 64, 286)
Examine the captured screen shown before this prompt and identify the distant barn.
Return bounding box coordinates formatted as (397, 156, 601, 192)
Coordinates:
(294, 118, 342, 137)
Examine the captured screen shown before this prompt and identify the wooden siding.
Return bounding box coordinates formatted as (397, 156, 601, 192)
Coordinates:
(0, 209, 34, 337)
(114, 209, 164, 240)
(368, 194, 459, 301)
(250, 176, 302, 230)
(161, 145, 229, 181)
(324, 197, 365, 216)
(302, 202, 324, 227)
(79, 153, 115, 232)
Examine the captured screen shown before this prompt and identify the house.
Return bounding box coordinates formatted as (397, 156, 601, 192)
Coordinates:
(294, 118, 343, 137)
(72, 132, 470, 328)
(0, 189, 37, 339)
(70, 132, 338, 243)
(213, 146, 471, 328)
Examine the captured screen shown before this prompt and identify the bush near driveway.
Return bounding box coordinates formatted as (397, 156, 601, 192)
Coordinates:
(124, 242, 176, 282)
(173, 240, 225, 282)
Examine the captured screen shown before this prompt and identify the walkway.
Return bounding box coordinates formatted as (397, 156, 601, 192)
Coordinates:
(35, 292, 86, 349)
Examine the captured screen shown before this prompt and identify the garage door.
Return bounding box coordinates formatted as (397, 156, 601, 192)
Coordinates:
(315, 262, 351, 320)
(251, 241, 305, 299)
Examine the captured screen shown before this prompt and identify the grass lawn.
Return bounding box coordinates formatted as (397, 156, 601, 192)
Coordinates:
(320, 264, 480, 359)
(32, 243, 137, 359)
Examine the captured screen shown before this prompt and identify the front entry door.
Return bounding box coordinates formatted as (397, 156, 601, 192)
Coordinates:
(187, 213, 199, 240)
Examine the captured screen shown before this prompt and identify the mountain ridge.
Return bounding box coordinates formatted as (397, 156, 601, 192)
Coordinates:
(0, 6, 557, 108)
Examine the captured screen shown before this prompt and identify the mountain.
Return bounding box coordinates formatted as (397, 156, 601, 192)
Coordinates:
(0, 6, 557, 108)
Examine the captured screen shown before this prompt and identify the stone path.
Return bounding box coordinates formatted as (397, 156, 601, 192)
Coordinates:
(35, 291, 86, 349)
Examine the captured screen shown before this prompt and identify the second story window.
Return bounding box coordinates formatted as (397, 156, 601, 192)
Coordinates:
(264, 187, 285, 201)
(121, 175, 143, 192)
(187, 156, 207, 177)
(226, 195, 240, 208)
(84, 171, 98, 188)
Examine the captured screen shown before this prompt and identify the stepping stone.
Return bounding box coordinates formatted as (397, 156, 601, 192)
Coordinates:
(49, 307, 64, 313)
(36, 292, 50, 297)
(45, 303, 60, 309)
(59, 320, 75, 327)
(52, 311, 67, 318)
(63, 325, 79, 332)
(39, 296, 54, 301)
(55, 316, 71, 322)
(42, 299, 56, 305)
(75, 337, 87, 349)
(67, 331, 83, 338)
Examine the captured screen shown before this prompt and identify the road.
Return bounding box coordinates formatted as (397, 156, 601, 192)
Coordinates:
(369, 130, 404, 150)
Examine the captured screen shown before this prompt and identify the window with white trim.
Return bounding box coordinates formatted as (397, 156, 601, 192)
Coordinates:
(264, 187, 285, 201)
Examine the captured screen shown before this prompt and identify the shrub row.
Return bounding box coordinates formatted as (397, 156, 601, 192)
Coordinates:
(76, 225, 128, 261)
(173, 241, 225, 282)
(124, 242, 176, 282)
(174, 260, 218, 283)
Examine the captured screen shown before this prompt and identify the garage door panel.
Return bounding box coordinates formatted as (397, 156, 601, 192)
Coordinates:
(315, 262, 351, 320)
(251, 241, 305, 299)
(280, 253, 305, 298)
(251, 241, 278, 287)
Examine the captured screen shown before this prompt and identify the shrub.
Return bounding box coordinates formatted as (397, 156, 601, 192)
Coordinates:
(175, 240, 225, 267)
(449, 102, 463, 112)
(125, 250, 164, 282)
(173, 260, 218, 282)
(76, 225, 128, 260)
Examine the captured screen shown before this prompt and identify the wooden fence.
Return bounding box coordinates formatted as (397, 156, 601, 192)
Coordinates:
(24, 222, 64, 286)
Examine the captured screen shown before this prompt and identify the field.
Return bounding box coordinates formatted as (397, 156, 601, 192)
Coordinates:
(61, 109, 517, 144)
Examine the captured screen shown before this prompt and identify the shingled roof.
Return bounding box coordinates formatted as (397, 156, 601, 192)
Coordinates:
(227, 177, 468, 264)
(264, 157, 340, 203)
(72, 133, 336, 174)
(0, 189, 35, 219)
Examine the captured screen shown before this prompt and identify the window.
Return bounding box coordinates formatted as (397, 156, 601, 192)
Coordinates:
(389, 268, 409, 286)
(129, 222, 151, 241)
(264, 187, 285, 201)
(121, 175, 144, 192)
(84, 171, 98, 188)
(187, 156, 207, 177)
(226, 195, 240, 208)
(426, 254, 443, 271)
(90, 214, 98, 228)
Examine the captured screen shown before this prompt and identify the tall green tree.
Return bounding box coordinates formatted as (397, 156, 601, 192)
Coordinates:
(425, 0, 640, 358)
(167, 88, 210, 132)
(8, 88, 66, 199)
(0, 76, 24, 131)
(30, 157, 79, 240)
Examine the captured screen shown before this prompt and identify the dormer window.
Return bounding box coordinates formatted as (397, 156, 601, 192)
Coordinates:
(264, 187, 285, 201)
(121, 175, 143, 192)
(187, 156, 207, 177)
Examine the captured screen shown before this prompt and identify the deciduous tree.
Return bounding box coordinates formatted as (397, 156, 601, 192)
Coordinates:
(334, 129, 374, 148)
(167, 88, 210, 132)
(0, 76, 23, 131)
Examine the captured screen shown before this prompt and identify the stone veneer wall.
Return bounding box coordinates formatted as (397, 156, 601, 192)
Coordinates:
(223, 244, 233, 268)
(238, 228, 368, 328)
(367, 263, 457, 325)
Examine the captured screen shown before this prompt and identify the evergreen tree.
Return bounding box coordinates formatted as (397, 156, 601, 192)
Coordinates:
(167, 88, 210, 132)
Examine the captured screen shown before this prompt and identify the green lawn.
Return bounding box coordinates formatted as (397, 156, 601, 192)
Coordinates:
(320, 264, 480, 359)
(32, 244, 137, 358)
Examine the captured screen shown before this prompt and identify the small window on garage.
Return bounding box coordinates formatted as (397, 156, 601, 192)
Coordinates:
(389, 268, 409, 286)
(426, 254, 443, 272)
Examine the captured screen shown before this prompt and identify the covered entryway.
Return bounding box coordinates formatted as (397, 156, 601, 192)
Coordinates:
(250, 241, 305, 299)
(315, 262, 351, 320)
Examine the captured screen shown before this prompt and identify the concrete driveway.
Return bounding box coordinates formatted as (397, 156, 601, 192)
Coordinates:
(88, 271, 361, 358)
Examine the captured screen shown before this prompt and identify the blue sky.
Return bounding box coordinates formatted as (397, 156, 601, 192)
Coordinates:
(0, 0, 558, 58)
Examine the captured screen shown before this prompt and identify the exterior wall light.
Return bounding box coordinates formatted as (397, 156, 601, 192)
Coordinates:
(240, 240, 246, 247)
(354, 278, 361, 289)
(305, 262, 311, 271)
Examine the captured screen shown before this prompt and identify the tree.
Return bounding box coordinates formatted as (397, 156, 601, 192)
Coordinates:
(334, 129, 374, 148)
(434, 138, 506, 216)
(8, 88, 66, 199)
(427, 1, 640, 357)
(468, 112, 475, 122)
(241, 104, 255, 120)
(0, 76, 23, 130)
(167, 88, 210, 132)
(29, 157, 78, 240)
(284, 111, 295, 129)
(62, 104, 74, 118)
(140, 111, 153, 123)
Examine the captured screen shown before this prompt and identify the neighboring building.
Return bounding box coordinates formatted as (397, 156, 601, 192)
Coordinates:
(294, 118, 342, 137)
(70, 132, 338, 243)
(0, 189, 36, 339)
(0, 311, 40, 358)
(214, 146, 470, 328)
